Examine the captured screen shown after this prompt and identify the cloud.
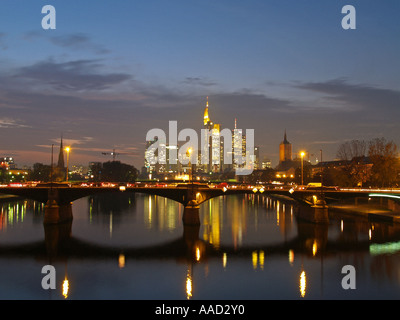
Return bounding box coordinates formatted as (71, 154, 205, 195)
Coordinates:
(15, 59, 132, 92)
(0, 118, 29, 128)
(50, 136, 94, 146)
(22, 31, 109, 54)
(295, 78, 400, 113)
(182, 77, 217, 87)
(309, 140, 341, 145)
(50, 33, 110, 54)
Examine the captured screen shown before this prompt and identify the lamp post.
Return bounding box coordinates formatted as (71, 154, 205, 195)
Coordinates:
(187, 148, 193, 183)
(65, 146, 70, 182)
(50, 144, 54, 190)
(320, 149, 324, 198)
(300, 151, 305, 186)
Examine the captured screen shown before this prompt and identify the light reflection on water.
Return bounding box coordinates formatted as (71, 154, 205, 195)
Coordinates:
(1, 193, 400, 300)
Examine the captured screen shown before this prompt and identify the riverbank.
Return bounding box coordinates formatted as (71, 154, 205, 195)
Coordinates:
(329, 203, 400, 223)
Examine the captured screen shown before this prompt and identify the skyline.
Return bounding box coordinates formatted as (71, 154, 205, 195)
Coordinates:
(1, 1, 399, 169)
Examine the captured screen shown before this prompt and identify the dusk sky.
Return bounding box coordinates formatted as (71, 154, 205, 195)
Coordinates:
(1, 0, 399, 169)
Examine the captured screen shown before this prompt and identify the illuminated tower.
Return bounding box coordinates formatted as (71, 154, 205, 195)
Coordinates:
(203, 96, 212, 128)
(279, 130, 292, 163)
(202, 97, 222, 173)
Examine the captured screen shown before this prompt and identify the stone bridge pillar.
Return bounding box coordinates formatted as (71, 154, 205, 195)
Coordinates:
(183, 200, 200, 226)
(59, 203, 73, 222)
(44, 188, 60, 224)
(44, 188, 73, 224)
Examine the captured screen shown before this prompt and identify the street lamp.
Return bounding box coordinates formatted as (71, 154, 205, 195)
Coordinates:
(65, 146, 70, 182)
(187, 148, 193, 183)
(300, 151, 305, 186)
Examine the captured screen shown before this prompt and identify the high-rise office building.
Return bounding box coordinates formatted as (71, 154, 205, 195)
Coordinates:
(253, 146, 260, 170)
(202, 97, 224, 173)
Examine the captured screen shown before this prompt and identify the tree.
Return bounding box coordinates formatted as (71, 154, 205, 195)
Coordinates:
(89, 162, 103, 182)
(101, 161, 138, 182)
(368, 138, 398, 187)
(29, 163, 52, 182)
(337, 140, 366, 161)
(0, 166, 6, 183)
(336, 140, 370, 187)
(245, 168, 275, 184)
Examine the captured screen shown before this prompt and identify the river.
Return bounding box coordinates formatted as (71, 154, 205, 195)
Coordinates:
(1, 193, 400, 300)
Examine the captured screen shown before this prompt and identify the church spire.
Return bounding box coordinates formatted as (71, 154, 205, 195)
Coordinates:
(283, 129, 289, 144)
(279, 130, 292, 163)
(57, 135, 65, 168)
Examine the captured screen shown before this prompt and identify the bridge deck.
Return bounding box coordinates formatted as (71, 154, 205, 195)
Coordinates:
(1, 185, 400, 206)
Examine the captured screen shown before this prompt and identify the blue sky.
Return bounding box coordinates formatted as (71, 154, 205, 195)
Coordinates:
(0, 0, 399, 168)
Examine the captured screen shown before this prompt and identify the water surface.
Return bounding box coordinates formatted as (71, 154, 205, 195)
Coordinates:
(1, 193, 400, 300)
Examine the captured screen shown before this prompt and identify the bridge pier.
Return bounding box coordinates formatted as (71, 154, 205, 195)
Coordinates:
(44, 188, 73, 224)
(44, 188, 59, 224)
(297, 200, 329, 224)
(182, 201, 200, 226)
(44, 199, 60, 224)
(59, 203, 73, 222)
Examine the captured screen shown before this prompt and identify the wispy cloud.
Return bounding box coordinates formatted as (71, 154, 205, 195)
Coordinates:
(23, 31, 110, 54)
(15, 59, 132, 92)
(309, 140, 341, 145)
(50, 33, 110, 54)
(182, 77, 217, 87)
(295, 78, 400, 113)
(0, 118, 29, 128)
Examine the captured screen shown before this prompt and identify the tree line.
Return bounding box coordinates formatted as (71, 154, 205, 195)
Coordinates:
(27, 161, 138, 183)
(319, 138, 399, 188)
(242, 137, 399, 188)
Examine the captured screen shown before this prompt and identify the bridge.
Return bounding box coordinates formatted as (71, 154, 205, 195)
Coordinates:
(1, 183, 400, 225)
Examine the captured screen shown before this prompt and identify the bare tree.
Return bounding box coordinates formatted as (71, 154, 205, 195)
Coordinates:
(336, 140, 366, 161)
(336, 140, 369, 186)
(368, 138, 398, 187)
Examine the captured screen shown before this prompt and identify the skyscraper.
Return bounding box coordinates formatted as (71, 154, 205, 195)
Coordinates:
(202, 97, 222, 173)
(203, 96, 211, 127)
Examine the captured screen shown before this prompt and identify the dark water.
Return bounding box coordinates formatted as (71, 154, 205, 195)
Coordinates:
(1, 193, 400, 300)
